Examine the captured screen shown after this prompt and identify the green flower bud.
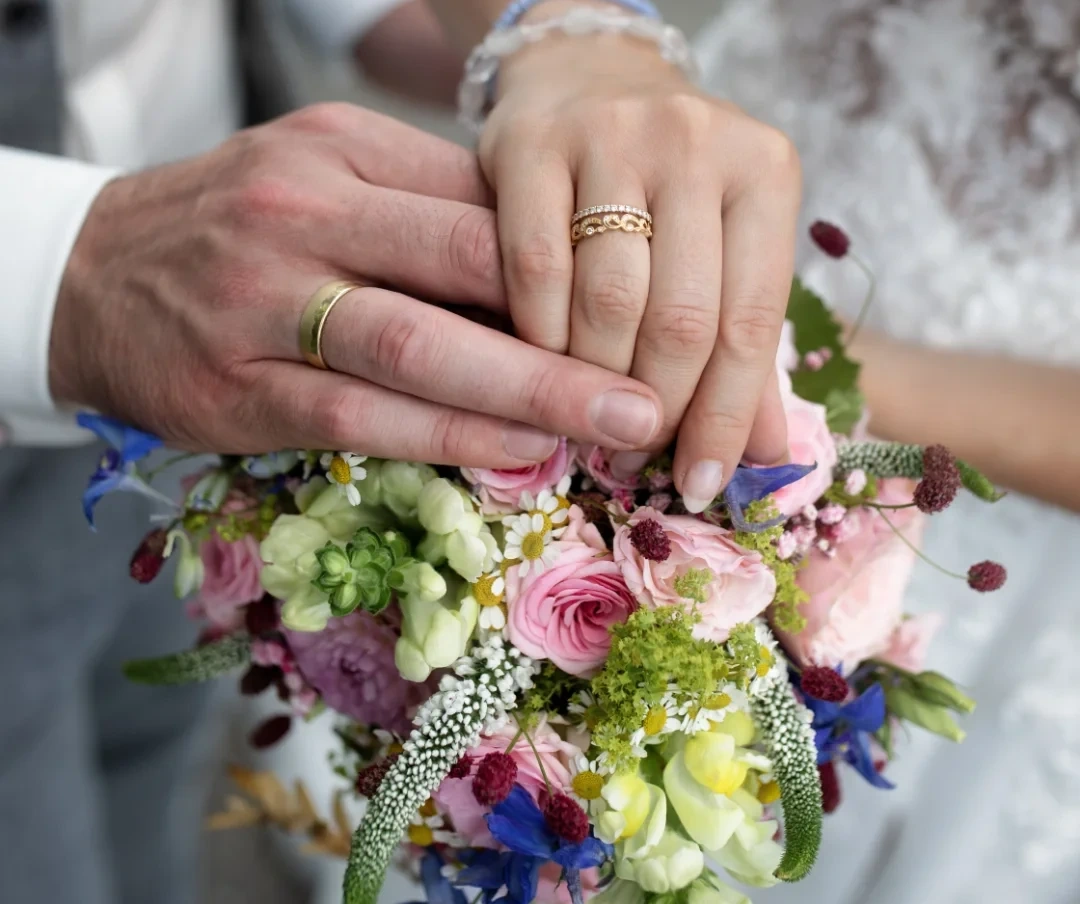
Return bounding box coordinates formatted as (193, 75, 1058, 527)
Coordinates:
(169, 530, 205, 598)
(392, 561, 446, 603)
(328, 581, 360, 613)
(907, 671, 976, 714)
(380, 461, 438, 521)
(314, 544, 350, 582)
(885, 686, 966, 742)
(186, 470, 232, 513)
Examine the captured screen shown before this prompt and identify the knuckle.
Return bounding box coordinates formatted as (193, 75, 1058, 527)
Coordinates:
(370, 310, 433, 386)
(447, 206, 501, 288)
(519, 363, 565, 428)
(660, 93, 720, 149)
(579, 270, 649, 328)
(311, 387, 372, 449)
(286, 102, 358, 136)
(428, 408, 473, 464)
(755, 124, 801, 176)
(695, 407, 754, 443)
(506, 232, 571, 292)
(720, 289, 784, 356)
(229, 173, 306, 227)
(641, 299, 717, 356)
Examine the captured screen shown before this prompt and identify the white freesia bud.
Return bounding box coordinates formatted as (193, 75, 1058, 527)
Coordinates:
(597, 773, 651, 844)
(418, 532, 449, 566)
(396, 576, 475, 678)
(185, 470, 231, 512)
(259, 515, 331, 602)
(446, 530, 490, 582)
(615, 830, 704, 893)
(280, 594, 332, 633)
(170, 530, 205, 598)
(417, 478, 470, 535)
(396, 561, 447, 603)
(303, 482, 392, 542)
(381, 461, 438, 521)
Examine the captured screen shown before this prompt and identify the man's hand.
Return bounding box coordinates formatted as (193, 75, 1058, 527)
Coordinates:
(49, 104, 662, 466)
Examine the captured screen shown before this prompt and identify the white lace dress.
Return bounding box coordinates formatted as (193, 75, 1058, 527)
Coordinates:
(696, 3, 1080, 902)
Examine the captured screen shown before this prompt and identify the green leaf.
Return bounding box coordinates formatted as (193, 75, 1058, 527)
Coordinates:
(885, 685, 966, 743)
(123, 635, 250, 685)
(785, 278, 864, 435)
(907, 671, 976, 714)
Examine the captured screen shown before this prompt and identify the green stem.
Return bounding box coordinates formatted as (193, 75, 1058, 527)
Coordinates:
(144, 452, 197, 483)
(515, 717, 552, 795)
(865, 502, 918, 511)
(845, 252, 877, 345)
(876, 511, 966, 581)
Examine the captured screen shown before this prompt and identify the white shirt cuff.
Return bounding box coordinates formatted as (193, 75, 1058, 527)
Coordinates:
(284, 0, 413, 52)
(0, 147, 119, 447)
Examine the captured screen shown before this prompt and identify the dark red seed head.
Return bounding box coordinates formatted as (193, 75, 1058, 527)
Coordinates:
(244, 595, 281, 636)
(801, 666, 849, 703)
(543, 792, 590, 844)
(250, 714, 291, 750)
(629, 518, 672, 562)
(914, 445, 961, 513)
(240, 664, 277, 696)
(819, 760, 842, 813)
(810, 221, 851, 258)
(448, 755, 474, 780)
(472, 752, 518, 806)
(967, 560, 1007, 592)
(129, 528, 169, 584)
(356, 757, 395, 798)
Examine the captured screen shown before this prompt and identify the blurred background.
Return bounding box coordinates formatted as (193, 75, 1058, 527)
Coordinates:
(202, 3, 717, 903)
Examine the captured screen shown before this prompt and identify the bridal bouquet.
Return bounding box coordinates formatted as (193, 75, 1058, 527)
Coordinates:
(82, 224, 1006, 904)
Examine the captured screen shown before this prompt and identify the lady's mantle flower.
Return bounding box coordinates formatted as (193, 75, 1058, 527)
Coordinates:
(458, 785, 612, 904)
(76, 413, 174, 527)
(320, 451, 367, 506)
(503, 512, 561, 576)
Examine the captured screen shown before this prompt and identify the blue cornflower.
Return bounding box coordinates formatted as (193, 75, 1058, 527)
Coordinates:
(408, 850, 466, 904)
(722, 462, 818, 531)
(455, 786, 612, 904)
(802, 676, 893, 790)
(77, 413, 174, 528)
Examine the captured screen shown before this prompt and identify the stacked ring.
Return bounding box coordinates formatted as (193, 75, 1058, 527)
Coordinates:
(571, 204, 653, 246)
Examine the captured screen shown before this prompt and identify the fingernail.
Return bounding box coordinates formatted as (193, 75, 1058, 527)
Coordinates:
(682, 460, 724, 514)
(610, 451, 653, 480)
(590, 390, 658, 446)
(502, 422, 559, 461)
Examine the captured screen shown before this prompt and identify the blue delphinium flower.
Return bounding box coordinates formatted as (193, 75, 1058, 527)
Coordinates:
(77, 413, 174, 528)
(455, 786, 613, 904)
(722, 462, 818, 532)
(407, 850, 466, 904)
(802, 676, 893, 790)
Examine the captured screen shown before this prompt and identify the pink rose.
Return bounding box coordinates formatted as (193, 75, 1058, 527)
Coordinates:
(462, 439, 573, 514)
(505, 541, 636, 677)
(576, 445, 642, 494)
(535, 865, 600, 904)
(559, 504, 607, 551)
(188, 533, 263, 630)
(779, 479, 925, 668)
(433, 720, 579, 848)
(878, 613, 943, 673)
(771, 389, 838, 517)
(613, 508, 776, 643)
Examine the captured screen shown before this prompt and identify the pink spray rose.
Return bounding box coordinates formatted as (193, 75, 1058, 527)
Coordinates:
(188, 533, 264, 631)
(771, 390, 838, 517)
(462, 439, 573, 513)
(433, 720, 579, 848)
(779, 479, 925, 669)
(535, 865, 600, 904)
(505, 541, 637, 677)
(612, 508, 776, 643)
(576, 445, 642, 494)
(878, 613, 944, 673)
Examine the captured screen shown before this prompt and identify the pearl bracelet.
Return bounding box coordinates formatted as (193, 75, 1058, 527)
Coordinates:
(457, 7, 699, 135)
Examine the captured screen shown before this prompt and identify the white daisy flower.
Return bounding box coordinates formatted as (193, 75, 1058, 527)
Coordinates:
(320, 451, 367, 506)
(749, 622, 783, 695)
(503, 512, 559, 576)
(568, 754, 612, 806)
(683, 684, 751, 734)
(519, 487, 570, 535)
(478, 604, 507, 631)
(408, 801, 460, 847)
(629, 704, 680, 757)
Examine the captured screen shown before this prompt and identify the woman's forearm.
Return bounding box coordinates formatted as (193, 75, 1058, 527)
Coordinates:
(850, 331, 1080, 511)
(424, 0, 618, 51)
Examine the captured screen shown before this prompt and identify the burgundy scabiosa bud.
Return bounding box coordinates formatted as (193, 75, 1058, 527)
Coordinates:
(914, 444, 961, 513)
(448, 755, 474, 780)
(472, 752, 518, 806)
(356, 757, 396, 798)
(240, 664, 277, 696)
(244, 595, 281, 636)
(629, 518, 671, 562)
(250, 714, 292, 750)
(819, 761, 842, 814)
(967, 560, 1007, 592)
(810, 220, 851, 258)
(543, 792, 590, 844)
(801, 666, 849, 703)
(129, 528, 169, 584)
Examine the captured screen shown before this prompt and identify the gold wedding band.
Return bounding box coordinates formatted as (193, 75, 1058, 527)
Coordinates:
(299, 280, 363, 369)
(571, 205, 653, 247)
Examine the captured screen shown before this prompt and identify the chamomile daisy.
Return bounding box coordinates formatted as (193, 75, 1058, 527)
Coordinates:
(683, 684, 750, 734)
(629, 704, 680, 757)
(503, 512, 560, 576)
(407, 799, 458, 847)
(472, 570, 507, 631)
(568, 754, 612, 806)
(519, 486, 570, 535)
(750, 621, 783, 695)
(319, 451, 367, 506)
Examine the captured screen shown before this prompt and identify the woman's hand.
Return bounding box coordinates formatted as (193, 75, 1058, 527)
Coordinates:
(478, 2, 802, 511)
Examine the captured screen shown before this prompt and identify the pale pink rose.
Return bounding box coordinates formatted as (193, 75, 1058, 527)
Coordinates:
(189, 533, 263, 630)
(878, 613, 944, 673)
(559, 504, 607, 551)
(433, 720, 579, 848)
(576, 445, 642, 493)
(505, 541, 636, 677)
(612, 508, 775, 643)
(462, 439, 573, 514)
(779, 479, 925, 669)
(535, 865, 600, 904)
(771, 389, 838, 516)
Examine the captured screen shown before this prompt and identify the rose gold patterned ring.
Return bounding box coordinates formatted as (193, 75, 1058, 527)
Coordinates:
(570, 204, 653, 247)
